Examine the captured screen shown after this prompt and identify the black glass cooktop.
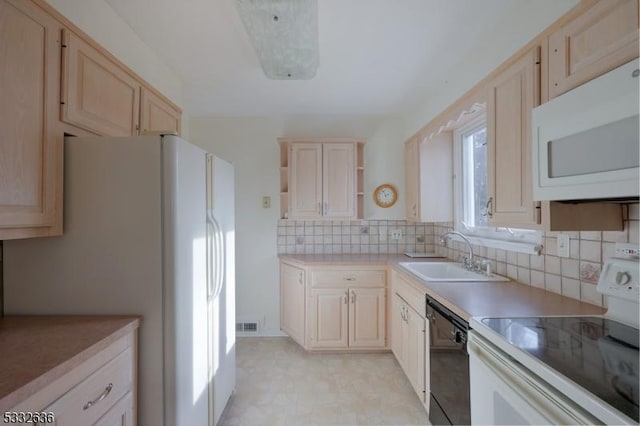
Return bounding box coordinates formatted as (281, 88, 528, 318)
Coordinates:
(481, 316, 639, 422)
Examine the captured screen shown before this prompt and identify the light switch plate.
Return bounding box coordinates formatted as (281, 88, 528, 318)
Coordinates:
(557, 234, 570, 258)
(262, 196, 271, 208)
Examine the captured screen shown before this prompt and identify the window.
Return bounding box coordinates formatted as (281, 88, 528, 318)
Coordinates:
(460, 121, 489, 229)
(453, 115, 541, 253)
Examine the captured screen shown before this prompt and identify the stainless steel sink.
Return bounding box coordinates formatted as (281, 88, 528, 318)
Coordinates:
(399, 261, 509, 282)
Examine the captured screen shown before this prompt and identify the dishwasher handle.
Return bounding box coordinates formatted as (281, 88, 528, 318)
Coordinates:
(426, 296, 469, 333)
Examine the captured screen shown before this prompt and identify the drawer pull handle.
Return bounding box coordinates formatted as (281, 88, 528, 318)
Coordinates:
(83, 383, 113, 410)
(344, 276, 355, 281)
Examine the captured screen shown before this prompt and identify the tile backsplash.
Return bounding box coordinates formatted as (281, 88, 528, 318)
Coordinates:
(277, 204, 639, 308)
(432, 204, 639, 308)
(277, 220, 435, 255)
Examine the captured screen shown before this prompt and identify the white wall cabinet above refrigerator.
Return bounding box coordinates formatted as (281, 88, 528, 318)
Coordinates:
(279, 139, 364, 220)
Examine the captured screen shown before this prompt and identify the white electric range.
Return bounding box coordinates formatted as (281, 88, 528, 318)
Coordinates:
(468, 249, 639, 425)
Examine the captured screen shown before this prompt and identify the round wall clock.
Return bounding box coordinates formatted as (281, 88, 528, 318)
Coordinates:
(373, 184, 398, 208)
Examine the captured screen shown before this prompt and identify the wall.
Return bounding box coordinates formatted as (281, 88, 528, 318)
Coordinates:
(46, 0, 185, 114)
(433, 204, 640, 307)
(189, 115, 406, 335)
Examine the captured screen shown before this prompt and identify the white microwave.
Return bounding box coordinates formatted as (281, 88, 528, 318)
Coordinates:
(532, 59, 639, 201)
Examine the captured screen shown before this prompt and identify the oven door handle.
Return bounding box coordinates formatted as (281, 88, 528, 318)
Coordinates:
(468, 333, 601, 425)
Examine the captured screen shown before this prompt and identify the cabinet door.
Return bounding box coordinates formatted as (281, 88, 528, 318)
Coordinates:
(289, 143, 322, 219)
(93, 392, 134, 426)
(309, 288, 348, 348)
(405, 137, 420, 221)
(349, 287, 385, 348)
(280, 263, 306, 345)
(548, 0, 639, 99)
(323, 143, 355, 218)
(62, 30, 140, 136)
(420, 132, 453, 222)
(140, 87, 181, 135)
(391, 294, 405, 366)
(487, 47, 541, 228)
(406, 305, 426, 403)
(0, 0, 62, 238)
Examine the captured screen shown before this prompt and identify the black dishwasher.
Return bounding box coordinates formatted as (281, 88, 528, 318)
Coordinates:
(426, 296, 470, 426)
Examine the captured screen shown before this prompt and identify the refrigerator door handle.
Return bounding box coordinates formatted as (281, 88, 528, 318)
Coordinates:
(206, 216, 216, 300)
(209, 212, 225, 300)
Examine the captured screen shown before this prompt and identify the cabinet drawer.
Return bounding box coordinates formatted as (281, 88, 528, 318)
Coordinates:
(44, 347, 133, 426)
(311, 270, 386, 288)
(392, 271, 426, 316)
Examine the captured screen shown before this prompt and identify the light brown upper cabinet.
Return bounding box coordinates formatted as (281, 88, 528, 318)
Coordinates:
(548, 0, 640, 99)
(404, 133, 453, 223)
(280, 139, 364, 220)
(486, 47, 541, 228)
(61, 31, 182, 137)
(140, 87, 181, 135)
(405, 136, 420, 221)
(0, 0, 63, 239)
(61, 30, 140, 136)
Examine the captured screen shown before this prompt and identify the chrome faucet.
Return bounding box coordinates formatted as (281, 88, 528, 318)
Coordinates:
(439, 231, 474, 265)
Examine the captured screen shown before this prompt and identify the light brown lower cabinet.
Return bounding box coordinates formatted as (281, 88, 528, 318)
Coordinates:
(391, 270, 429, 409)
(308, 286, 386, 350)
(279, 261, 387, 351)
(280, 262, 306, 346)
(11, 332, 137, 426)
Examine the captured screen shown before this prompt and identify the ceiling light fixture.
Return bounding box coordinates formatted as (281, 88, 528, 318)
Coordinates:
(235, 0, 319, 80)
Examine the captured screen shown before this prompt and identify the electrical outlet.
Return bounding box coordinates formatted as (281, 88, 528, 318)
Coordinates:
(615, 243, 640, 257)
(557, 234, 570, 258)
(390, 229, 403, 240)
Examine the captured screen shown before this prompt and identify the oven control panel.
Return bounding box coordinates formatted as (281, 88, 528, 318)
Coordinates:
(597, 256, 639, 301)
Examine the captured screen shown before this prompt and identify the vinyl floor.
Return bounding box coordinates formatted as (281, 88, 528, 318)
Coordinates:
(219, 337, 430, 426)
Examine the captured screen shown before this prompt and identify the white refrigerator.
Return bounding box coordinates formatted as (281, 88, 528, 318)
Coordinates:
(3, 135, 236, 426)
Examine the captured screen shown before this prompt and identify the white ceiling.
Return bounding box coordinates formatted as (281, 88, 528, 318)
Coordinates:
(105, 0, 577, 117)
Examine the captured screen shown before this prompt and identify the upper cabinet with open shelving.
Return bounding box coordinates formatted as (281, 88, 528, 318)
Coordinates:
(279, 139, 365, 220)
